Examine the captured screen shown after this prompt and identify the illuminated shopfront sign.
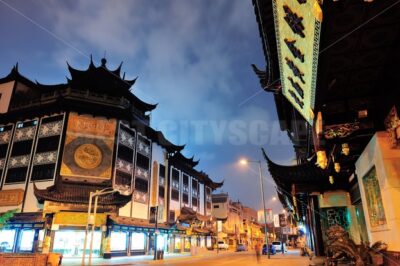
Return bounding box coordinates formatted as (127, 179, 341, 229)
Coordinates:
(273, 0, 322, 125)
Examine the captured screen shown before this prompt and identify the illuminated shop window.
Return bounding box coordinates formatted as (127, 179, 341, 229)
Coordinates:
(19, 229, 35, 252)
(53, 230, 101, 257)
(38, 230, 45, 249)
(174, 237, 181, 250)
(184, 237, 191, 250)
(0, 229, 16, 252)
(156, 234, 167, 250)
(130, 232, 145, 250)
(110, 231, 127, 251)
(362, 167, 387, 228)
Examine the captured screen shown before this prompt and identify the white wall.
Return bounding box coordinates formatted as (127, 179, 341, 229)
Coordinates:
(199, 183, 205, 215)
(212, 201, 228, 220)
(356, 131, 400, 252)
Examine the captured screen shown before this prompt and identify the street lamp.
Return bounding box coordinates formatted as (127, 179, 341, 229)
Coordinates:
(239, 158, 270, 259)
(82, 187, 117, 266)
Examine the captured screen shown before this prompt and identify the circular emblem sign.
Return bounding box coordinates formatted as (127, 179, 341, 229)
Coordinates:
(74, 143, 103, 170)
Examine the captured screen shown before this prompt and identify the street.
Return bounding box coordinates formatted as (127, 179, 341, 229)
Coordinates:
(122, 250, 309, 266)
(64, 250, 312, 266)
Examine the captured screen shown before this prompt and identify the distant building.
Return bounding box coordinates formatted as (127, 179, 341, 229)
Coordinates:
(211, 193, 263, 248)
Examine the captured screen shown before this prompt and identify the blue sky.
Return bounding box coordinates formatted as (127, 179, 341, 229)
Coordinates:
(0, 0, 295, 213)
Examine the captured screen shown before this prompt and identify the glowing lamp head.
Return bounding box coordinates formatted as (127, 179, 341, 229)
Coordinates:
(329, 176, 334, 184)
(316, 150, 328, 169)
(334, 162, 341, 173)
(341, 143, 350, 156)
(239, 159, 248, 165)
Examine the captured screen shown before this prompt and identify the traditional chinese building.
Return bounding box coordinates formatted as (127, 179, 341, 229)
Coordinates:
(0, 58, 222, 257)
(253, 0, 400, 263)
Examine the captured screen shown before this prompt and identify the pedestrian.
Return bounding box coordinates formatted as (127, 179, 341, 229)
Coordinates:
(255, 242, 261, 263)
(281, 241, 285, 254)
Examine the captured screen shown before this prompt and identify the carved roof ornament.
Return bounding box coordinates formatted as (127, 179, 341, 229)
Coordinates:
(384, 106, 400, 148)
(283, 5, 305, 38)
(287, 76, 304, 98)
(251, 64, 270, 91)
(285, 57, 305, 84)
(323, 122, 360, 139)
(284, 39, 304, 63)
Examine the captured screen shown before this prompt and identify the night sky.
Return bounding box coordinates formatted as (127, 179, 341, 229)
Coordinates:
(0, 0, 295, 214)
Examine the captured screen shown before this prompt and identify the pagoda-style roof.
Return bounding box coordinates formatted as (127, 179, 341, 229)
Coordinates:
(0, 64, 36, 88)
(177, 206, 211, 223)
(131, 121, 185, 154)
(251, 0, 280, 90)
(263, 149, 350, 194)
(33, 181, 131, 207)
(195, 170, 224, 190)
(170, 152, 199, 168)
(67, 57, 157, 112)
(109, 215, 170, 230)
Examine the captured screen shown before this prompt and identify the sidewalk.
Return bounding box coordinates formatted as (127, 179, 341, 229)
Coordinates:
(62, 249, 236, 266)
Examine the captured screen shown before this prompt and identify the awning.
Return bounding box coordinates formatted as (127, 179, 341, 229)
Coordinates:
(2, 212, 45, 229)
(109, 215, 170, 233)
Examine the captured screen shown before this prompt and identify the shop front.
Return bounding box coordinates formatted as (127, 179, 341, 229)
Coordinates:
(108, 215, 171, 257)
(49, 211, 107, 258)
(0, 212, 45, 253)
(53, 229, 102, 257)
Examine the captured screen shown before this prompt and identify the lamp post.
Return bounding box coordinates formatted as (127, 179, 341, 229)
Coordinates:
(239, 159, 270, 259)
(82, 188, 117, 266)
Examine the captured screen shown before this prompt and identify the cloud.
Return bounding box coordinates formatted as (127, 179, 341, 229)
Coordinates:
(0, 0, 295, 211)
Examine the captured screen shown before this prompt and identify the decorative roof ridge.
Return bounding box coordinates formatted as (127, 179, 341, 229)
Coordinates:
(33, 181, 131, 206)
(170, 151, 199, 167)
(0, 63, 36, 88)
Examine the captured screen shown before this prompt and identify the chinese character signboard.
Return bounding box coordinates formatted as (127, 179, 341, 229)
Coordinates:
(272, 0, 322, 125)
(279, 214, 287, 227)
(60, 113, 116, 182)
(273, 214, 280, 227)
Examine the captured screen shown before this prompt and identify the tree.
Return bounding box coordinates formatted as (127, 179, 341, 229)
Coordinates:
(0, 209, 18, 230)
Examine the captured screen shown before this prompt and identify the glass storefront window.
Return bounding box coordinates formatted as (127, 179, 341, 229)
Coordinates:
(184, 237, 191, 250)
(38, 230, 45, 249)
(0, 229, 16, 252)
(19, 230, 35, 252)
(130, 232, 145, 250)
(174, 237, 181, 250)
(53, 230, 101, 257)
(206, 236, 212, 248)
(110, 231, 127, 251)
(156, 234, 168, 251)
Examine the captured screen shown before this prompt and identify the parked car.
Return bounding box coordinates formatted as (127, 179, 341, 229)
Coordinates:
(217, 241, 229, 250)
(262, 243, 276, 255)
(272, 241, 287, 253)
(236, 243, 248, 252)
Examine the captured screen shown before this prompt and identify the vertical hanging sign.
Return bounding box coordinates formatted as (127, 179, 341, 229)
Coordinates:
(272, 0, 322, 125)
